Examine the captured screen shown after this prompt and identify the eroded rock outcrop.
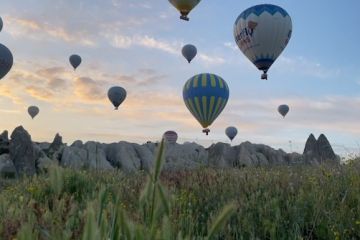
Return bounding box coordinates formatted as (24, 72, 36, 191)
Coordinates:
(9, 126, 37, 176)
(61, 141, 113, 170)
(0, 154, 16, 178)
(303, 133, 339, 164)
(48, 133, 65, 161)
(0, 130, 9, 155)
(0, 126, 341, 177)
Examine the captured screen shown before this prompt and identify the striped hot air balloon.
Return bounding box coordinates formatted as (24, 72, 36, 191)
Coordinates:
(183, 73, 229, 135)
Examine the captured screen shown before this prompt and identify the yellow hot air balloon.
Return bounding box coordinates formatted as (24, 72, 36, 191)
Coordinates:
(168, 0, 201, 21)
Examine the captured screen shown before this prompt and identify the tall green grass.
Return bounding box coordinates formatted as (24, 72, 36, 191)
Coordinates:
(0, 143, 359, 239)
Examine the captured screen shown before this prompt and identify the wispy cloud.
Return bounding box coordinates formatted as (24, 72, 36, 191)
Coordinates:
(274, 56, 341, 78)
(223, 42, 238, 51)
(5, 16, 97, 46)
(26, 85, 54, 101)
(104, 33, 181, 54)
(198, 53, 225, 65)
(104, 32, 226, 65)
(74, 77, 107, 101)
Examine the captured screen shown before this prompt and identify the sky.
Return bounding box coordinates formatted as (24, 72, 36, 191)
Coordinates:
(0, 0, 360, 156)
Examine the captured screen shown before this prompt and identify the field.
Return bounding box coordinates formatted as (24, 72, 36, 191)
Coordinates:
(0, 142, 359, 239)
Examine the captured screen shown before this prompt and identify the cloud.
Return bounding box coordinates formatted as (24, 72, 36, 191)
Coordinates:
(0, 109, 21, 114)
(105, 33, 181, 54)
(103, 68, 168, 88)
(48, 78, 67, 90)
(137, 35, 180, 54)
(25, 85, 54, 101)
(74, 77, 107, 101)
(5, 16, 96, 46)
(36, 67, 66, 77)
(223, 42, 238, 51)
(105, 33, 226, 66)
(274, 56, 341, 78)
(0, 84, 24, 105)
(222, 96, 360, 137)
(198, 53, 225, 65)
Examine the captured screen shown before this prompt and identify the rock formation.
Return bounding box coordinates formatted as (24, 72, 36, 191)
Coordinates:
(0, 130, 9, 155)
(61, 141, 113, 170)
(48, 133, 65, 161)
(9, 126, 37, 176)
(0, 154, 16, 178)
(303, 133, 339, 164)
(0, 126, 341, 177)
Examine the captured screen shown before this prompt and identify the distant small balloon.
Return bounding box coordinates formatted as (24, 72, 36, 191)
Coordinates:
(182, 44, 197, 63)
(69, 54, 81, 70)
(0, 17, 3, 32)
(108, 86, 127, 110)
(0, 43, 13, 80)
(278, 104, 289, 118)
(225, 126, 238, 141)
(163, 130, 178, 144)
(28, 106, 40, 119)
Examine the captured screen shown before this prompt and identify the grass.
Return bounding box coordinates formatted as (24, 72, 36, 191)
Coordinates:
(0, 141, 359, 239)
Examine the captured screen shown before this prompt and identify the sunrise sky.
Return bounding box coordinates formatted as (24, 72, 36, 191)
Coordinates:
(0, 0, 360, 155)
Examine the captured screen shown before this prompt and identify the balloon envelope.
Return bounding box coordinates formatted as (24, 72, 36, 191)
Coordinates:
(28, 106, 39, 119)
(108, 86, 127, 110)
(182, 44, 197, 63)
(168, 0, 201, 21)
(225, 126, 238, 141)
(278, 104, 289, 117)
(163, 131, 178, 144)
(69, 54, 81, 70)
(0, 44, 13, 80)
(183, 73, 229, 134)
(234, 4, 292, 79)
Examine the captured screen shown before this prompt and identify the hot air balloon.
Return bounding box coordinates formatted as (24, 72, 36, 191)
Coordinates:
(108, 86, 126, 110)
(0, 44, 13, 80)
(234, 4, 292, 80)
(163, 130, 178, 144)
(183, 73, 229, 135)
(168, 0, 201, 21)
(278, 104, 289, 118)
(0, 17, 3, 32)
(28, 106, 39, 119)
(182, 44, 197, 63)
(225, 126, 238, 141)
(69, 54, 81, 70)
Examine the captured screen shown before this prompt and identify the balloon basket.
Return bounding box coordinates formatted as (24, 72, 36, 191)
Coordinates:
(180, 15, 189, 21)
(202, 128, 210, 135)
(261, 73, 268, 80)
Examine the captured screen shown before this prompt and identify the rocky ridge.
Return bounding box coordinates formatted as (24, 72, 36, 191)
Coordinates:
(0, 126, 340, 177)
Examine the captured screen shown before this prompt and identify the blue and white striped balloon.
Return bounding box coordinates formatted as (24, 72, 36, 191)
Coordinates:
(183, 73, 229, 135)
(234, 4, 292, 80)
